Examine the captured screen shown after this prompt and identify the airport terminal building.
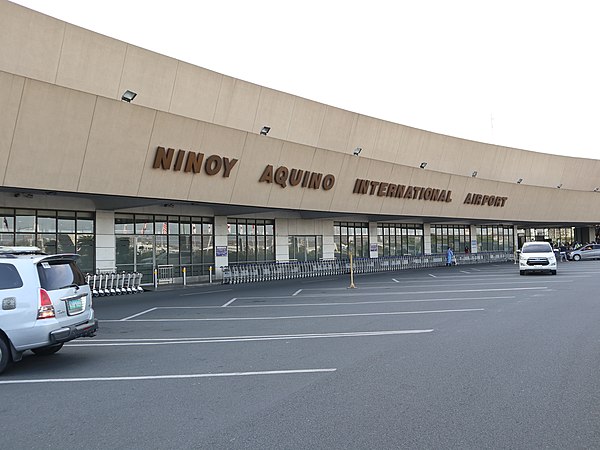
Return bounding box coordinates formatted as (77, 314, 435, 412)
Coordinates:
(1, 1, 599, 281)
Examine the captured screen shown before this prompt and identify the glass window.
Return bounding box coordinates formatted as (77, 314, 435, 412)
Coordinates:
(16, 210, 35, 233)
(136, 215, 154, 235)
(37, 211, 56, 233)
(37, 260, 86, 290)
(0, 209, 14, 233)
(227, 219, 275, 264)
(115, 214, 134, 234)
(0, 263, 23, 290)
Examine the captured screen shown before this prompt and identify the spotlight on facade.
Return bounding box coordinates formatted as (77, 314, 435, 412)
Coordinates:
(517, 178, 523, 184)
(471, 171, 478, 177)
(594, 187, 600, 192)
(121, 90, 137, 102)
(353, 147, 362, 156)
(260, 126, 271, 136)
(419, 162, 427, 169)
(556, 184, 562, 189)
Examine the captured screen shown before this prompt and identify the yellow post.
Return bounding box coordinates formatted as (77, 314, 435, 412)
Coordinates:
(349, 252, 356, 289)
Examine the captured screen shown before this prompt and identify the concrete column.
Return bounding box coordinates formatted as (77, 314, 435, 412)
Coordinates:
(213, 216, 228, 278)
(368, 222, 379, 258)
(423, 223, 432, 255)
(275, 218, 290, 262)
(470, 225, 478, 253)
(322, 220, 335, 259)
(95, 210, 115, 272)
(587, 226, 596, 243)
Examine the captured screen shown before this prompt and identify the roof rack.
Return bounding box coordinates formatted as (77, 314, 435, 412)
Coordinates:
(0, 246, 45, 255)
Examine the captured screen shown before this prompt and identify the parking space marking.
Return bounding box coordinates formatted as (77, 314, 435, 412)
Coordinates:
(0, 368, 338, 385)
(292, 289, 302, 296)
(392, 279, 400, 283)
(230, 286, 548, 300)
(120, 307, 157, 321)
(117, 307, 484, 322)
(180, 289, 232, 297)
(429, 274, 437, 278)
(222, 295, 514, 308)
(66, 329, 435, 347)
(222, 298, 237, 307)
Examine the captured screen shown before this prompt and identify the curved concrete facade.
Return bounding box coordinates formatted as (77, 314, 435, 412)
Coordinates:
(1, 1, 598, 274)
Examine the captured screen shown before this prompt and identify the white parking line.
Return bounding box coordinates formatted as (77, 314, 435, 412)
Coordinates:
(222, 298, 237, 307)
(120, 307, 157, 321)
(292, 289, 302, 296)
(180, 289, 232, 297)
(0, 368, 338, 385)
(118, 308, 484, 322)
(67, 329, 435, 347)
(137, 295, 513, 310)
(429, 274, 437, 278)
(392, 279, 400, 283)
(228, 286, 548, 300)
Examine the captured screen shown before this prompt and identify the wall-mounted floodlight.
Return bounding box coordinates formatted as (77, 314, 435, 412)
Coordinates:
(419, 162, 427, 169)
(471, 171, 478, 177)
(556, 184, 562, 189)
(353, 147, 362, 156)
(594, 187, 600, 192)
(260, 126, 271, 136)
(121, 90, 137, 103)
(517, 178, 523, 184)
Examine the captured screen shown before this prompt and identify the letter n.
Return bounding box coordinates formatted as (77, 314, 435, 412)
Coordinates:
(153, 147, 175, 169)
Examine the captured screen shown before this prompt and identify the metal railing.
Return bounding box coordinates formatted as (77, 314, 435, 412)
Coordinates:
(221, 251, 514, 284)
(86, 271, 144, 297)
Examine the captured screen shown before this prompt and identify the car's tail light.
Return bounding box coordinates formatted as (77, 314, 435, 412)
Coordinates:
(37, 288, 55, 319)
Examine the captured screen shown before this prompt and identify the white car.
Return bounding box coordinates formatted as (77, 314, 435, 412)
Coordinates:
(0, 247, 97, 374)
(519, 241, 557, 275)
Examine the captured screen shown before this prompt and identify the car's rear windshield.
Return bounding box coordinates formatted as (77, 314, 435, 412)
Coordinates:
(36, 260, 86, 291)
(0, 263, 24, 290)
(522, 244, 552, 253)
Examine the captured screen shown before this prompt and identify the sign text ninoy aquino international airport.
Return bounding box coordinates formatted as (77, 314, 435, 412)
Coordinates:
(152, 147, 238, 177)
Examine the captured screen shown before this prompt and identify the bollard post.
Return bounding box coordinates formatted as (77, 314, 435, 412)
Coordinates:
(209, 266, 213, 284)
(154, 268, 158, 290)
(183, 266, 187, 286)
(348, 253, 356, 289)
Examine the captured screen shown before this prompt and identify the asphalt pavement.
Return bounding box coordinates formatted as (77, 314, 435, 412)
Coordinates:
(2, 261, 600, 449)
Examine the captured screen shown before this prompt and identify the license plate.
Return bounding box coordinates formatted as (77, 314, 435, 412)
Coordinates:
(66, 297, 85, 315)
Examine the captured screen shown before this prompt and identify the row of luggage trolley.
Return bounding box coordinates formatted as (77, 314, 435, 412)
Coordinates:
(86, 272, 144, 297)
(221, 252, 514, 284)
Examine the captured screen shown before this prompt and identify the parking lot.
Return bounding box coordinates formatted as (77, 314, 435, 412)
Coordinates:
(2, 261, 600, 449)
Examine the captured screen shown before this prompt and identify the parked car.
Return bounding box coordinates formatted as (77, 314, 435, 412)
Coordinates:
(0, 246, 98, 374)
(567, 244, 600, 261)
(519, 241, 557, 275)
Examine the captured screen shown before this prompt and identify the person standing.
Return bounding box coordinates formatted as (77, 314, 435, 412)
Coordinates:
(446, 247, 454, 266)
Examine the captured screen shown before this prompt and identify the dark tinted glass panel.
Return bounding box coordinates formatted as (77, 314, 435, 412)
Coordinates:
(0, 263, 23, 290)
(37, 260, 86, 290)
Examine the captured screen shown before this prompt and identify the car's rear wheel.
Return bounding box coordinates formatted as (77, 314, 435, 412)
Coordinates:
(520, 270, 525, 275)
(573, 254, 581, 261)
(0, 337, 10, 374)
(551, 270, 557, 275)
(31, 343, 63, 356)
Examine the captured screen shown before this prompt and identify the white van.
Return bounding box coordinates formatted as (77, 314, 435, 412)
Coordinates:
(519, 241, 557, 275)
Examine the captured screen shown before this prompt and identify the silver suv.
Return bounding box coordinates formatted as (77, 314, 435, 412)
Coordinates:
(0, 247, 98, 374)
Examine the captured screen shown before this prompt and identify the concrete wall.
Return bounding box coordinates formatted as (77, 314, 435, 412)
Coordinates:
(2, 0, 600, 193)
(1, 73, 599, 225)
